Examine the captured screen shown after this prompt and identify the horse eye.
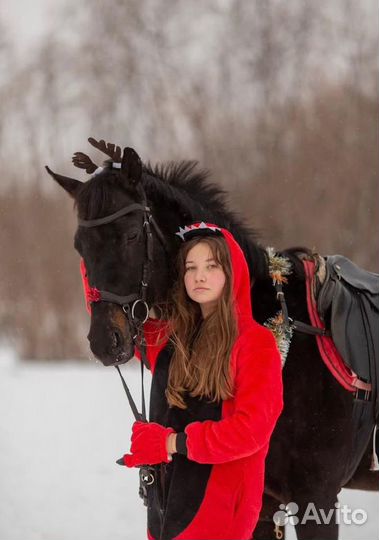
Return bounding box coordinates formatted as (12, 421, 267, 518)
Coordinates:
(127, 230, 138, 242)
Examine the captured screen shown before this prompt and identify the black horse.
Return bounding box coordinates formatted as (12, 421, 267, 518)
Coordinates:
(46, 142, 378, 540)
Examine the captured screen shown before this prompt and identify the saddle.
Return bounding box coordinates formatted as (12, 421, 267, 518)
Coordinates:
(317, 255, 379, 421)
(302, 254, 379, 479)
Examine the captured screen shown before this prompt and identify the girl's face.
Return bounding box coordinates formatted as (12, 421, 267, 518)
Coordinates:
(184, 241, 226, 317)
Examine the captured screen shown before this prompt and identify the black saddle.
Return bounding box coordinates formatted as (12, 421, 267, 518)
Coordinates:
(317, 255, 379, 421)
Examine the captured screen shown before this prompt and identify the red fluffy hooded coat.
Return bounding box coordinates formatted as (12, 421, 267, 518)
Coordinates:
(133, 225, 284, 540)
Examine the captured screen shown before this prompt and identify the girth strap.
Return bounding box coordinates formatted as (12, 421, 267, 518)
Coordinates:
(291, 320, 330, 337)
(273, 281, 330, 337)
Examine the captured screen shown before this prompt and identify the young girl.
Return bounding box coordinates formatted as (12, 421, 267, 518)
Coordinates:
(121, 223, 283, 540)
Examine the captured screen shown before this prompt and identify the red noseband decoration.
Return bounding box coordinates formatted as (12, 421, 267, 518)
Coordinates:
(80, 259, 101, 314)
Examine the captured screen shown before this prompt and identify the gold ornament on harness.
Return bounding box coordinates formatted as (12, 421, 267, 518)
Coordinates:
(266, 247, 292, 285)
(264, 311, 293, 367)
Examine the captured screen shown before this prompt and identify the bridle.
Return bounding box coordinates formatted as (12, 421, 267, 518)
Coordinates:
(79, 181, 170, 422)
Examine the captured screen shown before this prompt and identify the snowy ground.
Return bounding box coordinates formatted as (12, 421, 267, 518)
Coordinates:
(0, 348, 377, 540)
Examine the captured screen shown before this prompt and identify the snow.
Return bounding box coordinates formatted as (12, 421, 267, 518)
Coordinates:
(0, 348, 377, 540)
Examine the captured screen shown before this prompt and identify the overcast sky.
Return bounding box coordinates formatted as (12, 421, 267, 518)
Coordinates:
(2, 0, 64, 55)
(3, 0, 376, 52)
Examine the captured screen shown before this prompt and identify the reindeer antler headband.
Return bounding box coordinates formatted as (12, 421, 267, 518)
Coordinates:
(72, 137, 123, 176)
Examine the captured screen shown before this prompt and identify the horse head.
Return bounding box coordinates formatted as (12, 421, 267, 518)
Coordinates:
(46, 139, 174, 366)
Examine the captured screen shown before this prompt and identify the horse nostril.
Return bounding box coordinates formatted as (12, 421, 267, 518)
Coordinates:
(112, 329, 124, 350)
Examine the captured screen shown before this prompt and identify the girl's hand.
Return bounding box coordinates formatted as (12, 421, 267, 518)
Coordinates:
(119, 421, 175, 467)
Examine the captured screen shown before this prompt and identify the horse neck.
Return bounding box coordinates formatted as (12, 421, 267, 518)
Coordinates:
(144, 182, 270, 284)
(144, 184, 305, 328)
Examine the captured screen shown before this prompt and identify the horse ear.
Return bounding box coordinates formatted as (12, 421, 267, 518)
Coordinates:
(120, 147, 142, 185)
(45, 166, 82, 198)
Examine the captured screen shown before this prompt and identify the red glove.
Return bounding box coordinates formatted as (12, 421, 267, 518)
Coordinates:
(121, 421, 175, 467)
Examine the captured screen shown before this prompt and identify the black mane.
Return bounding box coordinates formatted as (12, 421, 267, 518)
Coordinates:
(143, 160, 269, 279)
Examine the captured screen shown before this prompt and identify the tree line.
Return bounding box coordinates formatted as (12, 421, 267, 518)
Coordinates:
(0, 0, 377, 358)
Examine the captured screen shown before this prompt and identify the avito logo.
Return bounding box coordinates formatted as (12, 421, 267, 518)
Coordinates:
(273, 501, 367, 527)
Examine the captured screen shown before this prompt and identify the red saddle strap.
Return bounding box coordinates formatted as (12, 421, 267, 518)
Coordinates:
(303, 259, 371, 393)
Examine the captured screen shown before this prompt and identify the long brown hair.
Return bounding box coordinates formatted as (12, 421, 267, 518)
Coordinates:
(165, 236, 238, 409)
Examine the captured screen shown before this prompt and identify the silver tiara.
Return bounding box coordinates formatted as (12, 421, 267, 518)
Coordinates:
(175, 222, 222, 241)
